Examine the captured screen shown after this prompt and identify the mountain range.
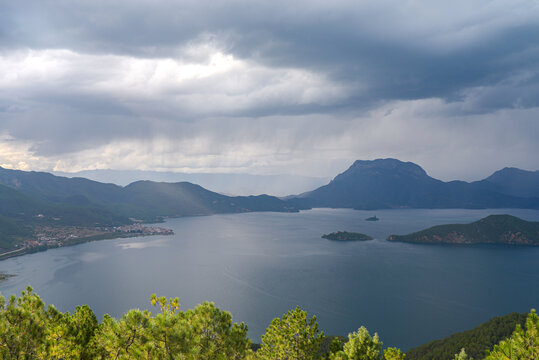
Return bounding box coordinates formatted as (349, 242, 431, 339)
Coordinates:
(0, 167, 299, 221)
(290, 159, 539, 209)
(53, 169, 330, 196)
(0, 159, 538, 251)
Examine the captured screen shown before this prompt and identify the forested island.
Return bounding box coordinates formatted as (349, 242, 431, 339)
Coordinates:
(0, 287, 536, 360)
(387, 214, 539, 245)
(0, 273, 14, 283)
(322, 231, 373, 241)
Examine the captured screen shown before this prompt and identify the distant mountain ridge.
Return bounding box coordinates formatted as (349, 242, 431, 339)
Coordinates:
(289, 159, 539, 210)
(476, 167, 539, 198)
(54, 169, 330, 196)
(0, 167, 299, 221)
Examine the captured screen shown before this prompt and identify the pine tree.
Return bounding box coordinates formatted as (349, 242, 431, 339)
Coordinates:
(486, 309, 538, 360)
(258, 306, 324, 360)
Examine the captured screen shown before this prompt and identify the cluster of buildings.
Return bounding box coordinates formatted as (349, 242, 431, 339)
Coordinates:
(107, 223, 174, 235)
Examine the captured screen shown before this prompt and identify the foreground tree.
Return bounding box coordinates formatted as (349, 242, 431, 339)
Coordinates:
(258, 306, 324, 360)
(0, 286, 48, 359)
(485, 309, 538, 360)
(93, 295, 251, 359)
(330, 326, 382, 360)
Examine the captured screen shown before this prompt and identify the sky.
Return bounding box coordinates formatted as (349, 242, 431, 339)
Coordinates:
(1, 0, 538, 182)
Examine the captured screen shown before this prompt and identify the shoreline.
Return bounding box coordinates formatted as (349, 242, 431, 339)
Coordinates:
(0, 229, 174, 262)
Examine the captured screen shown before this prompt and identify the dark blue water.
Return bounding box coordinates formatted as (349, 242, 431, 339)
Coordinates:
(1, 208, 538, 350)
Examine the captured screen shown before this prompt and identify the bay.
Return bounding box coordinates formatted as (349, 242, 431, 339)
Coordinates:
(1, 208, 539, 350)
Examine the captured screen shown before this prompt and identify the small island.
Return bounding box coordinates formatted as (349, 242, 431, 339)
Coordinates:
(387, 214, 539, 245)
(0, 273, 14, 282)
(322, 231, 373, 241)
(365, 216, 379, 221)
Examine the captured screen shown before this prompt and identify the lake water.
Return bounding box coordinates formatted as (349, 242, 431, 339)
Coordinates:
(1, 208, 539, 350)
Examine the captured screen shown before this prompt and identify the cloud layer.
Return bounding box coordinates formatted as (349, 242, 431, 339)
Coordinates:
(0, 0, 538, 180)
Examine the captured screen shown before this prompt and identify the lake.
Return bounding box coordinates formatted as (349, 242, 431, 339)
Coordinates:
(1, 208, 539, 350)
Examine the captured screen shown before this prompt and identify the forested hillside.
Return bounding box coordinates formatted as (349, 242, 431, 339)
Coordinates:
(406, 312, 527, 360)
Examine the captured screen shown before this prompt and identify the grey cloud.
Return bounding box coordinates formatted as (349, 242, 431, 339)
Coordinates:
(2, 0, 539, 111)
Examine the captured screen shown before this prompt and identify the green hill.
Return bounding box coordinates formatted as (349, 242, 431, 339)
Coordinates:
(0, 183, 129, 227)
(0, 168, 299, 221)
(387, 215, 539, 245)
(0, 215, 32, 251)
(406, 312, 527, 360)
(115, 181, 298, 219)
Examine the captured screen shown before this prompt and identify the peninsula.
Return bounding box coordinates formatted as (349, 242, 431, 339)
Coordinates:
(322, 231, 373, 241)
(0, 224, 174, 261)
(387, 214, 539, 245)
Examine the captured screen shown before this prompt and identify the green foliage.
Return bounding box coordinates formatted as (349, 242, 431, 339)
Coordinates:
(330, 326, 382, 360)
(406, 312, 527, 360)
(93, 295, 252, 359)
(258, 306, 324, 360)
(485, 309, 539, 360)
(0, 286, 47, 359)
(0, 289, 251, 359)
(384, 347, 406, 360)
(2, 287, 538, 360)
(320, 336, 346, 359)
(453, 348, 471, 360)
(0, 286, 99, 360)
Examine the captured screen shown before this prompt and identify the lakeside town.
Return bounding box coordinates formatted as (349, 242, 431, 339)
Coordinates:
(0, 224, 174, 260)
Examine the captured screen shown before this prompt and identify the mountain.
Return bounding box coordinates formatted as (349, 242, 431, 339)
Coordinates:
(0, 182, 127, 226)
(0, 167, 124, 205)
(387, 215, 539, 245)
(111, 181, 299, 219)
(289, 159, 539, 209)
(54, 169, 330, 196)
(475, 167, 539, 198)
(0, 167, 300, 222)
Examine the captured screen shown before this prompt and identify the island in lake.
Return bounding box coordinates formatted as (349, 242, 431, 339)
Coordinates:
(387, 214, 539, 245)
(0, 273, 15, 283)
(365, 215, 379, 221)
(322, 231, 373, 241)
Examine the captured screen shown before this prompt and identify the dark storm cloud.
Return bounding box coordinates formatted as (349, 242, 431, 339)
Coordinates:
(2, 0, 539, 111)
